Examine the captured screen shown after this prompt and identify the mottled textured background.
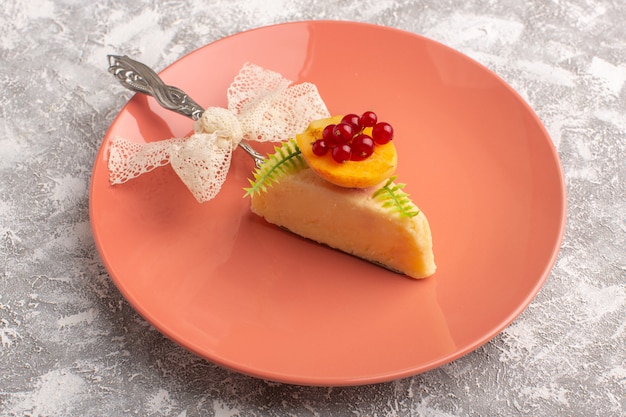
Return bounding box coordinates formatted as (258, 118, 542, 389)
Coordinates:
(1, 1, 624, 416)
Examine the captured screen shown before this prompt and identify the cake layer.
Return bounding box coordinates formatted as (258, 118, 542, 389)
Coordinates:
(250, 168, 436, 279)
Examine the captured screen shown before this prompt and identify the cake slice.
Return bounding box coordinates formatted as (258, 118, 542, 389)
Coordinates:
(246, 113, 436, 279)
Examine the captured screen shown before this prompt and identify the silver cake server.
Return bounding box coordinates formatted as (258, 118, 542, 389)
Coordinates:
(107, 54, 265, 167)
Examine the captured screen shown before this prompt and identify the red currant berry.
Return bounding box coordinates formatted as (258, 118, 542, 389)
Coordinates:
(360, 111, 377, 127)
(350, 134, 375, 160)
(311, 139, 329, 156)
(341, 113, 361, 131)
(322, 124, 337, 145)
(372, 122, 394, 144)
(333, 122, 354, 143)
(331, 143, 352, 163)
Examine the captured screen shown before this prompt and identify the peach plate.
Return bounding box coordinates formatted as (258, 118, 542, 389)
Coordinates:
(90, 21, 566, 386)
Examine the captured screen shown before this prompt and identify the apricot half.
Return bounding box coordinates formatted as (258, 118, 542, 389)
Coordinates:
(296, 116, 397, 188)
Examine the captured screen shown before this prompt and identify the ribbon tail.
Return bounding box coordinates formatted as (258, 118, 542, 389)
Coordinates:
(169, 133, 234, 203)
(108, 136, 185, 184)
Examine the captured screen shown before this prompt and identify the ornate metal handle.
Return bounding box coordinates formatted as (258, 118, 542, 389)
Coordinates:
(108, 55, 204, 120)
(107, 55, 265, 167)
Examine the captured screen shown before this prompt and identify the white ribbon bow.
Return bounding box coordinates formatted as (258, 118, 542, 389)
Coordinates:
(108, 63, 330, 202)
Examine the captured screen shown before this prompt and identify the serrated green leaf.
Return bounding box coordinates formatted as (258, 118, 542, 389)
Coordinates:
(372, 176, 420, 218)
(244, 139, 307, 197)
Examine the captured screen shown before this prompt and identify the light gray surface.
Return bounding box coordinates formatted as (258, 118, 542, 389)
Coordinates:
(1, 1, 624, 416)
